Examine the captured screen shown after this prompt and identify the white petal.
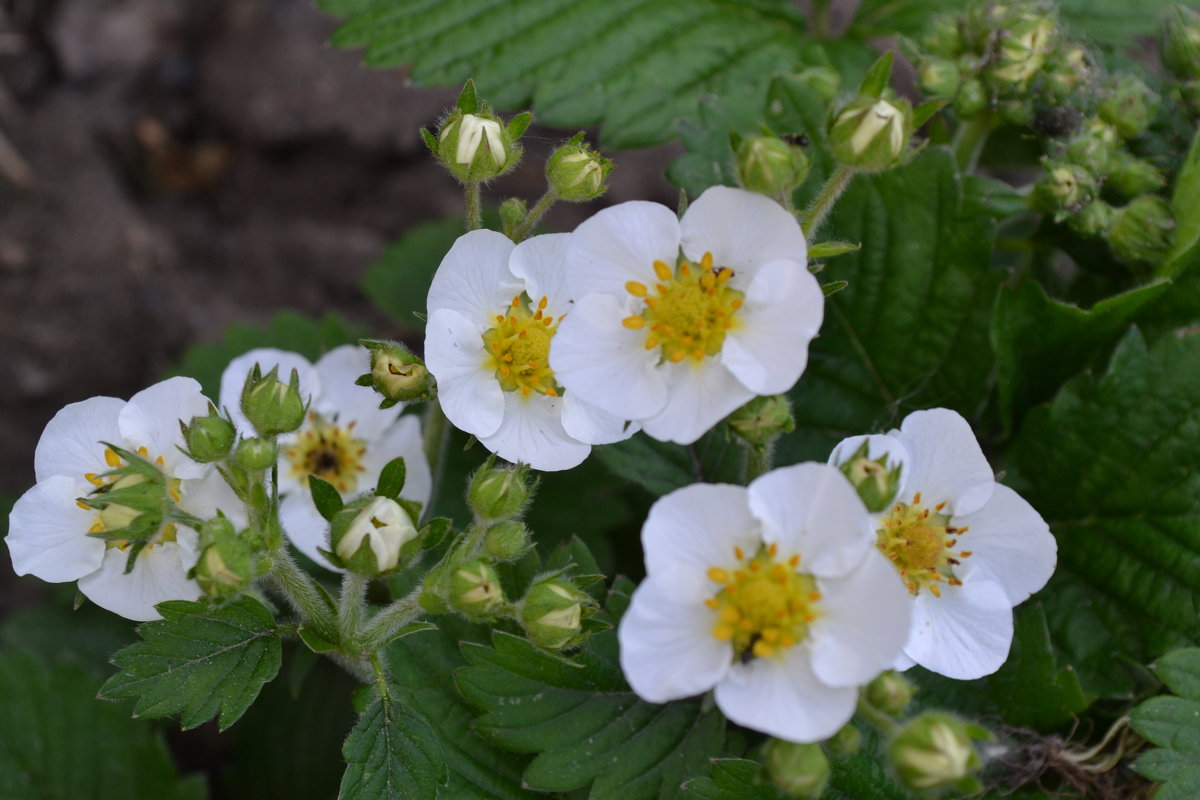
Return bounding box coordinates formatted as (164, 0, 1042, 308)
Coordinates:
(177, 469, 247, 528)
(809, 549, 913, 687)
(953, 484, 1056, 606)
(7, 476, 106, 581)
(478, 392, 590, 472)
(680, 186, 808, 278)
(550, 293, 667, 421)
(828, 433, 910, 478)
(425, 309, 505, 439)
(426, 229, 521, 322)
(897, 409, 994, 516)
(359, 415, 433, 507)
(721, 260, 823, 395)
(120, 377, 213, 479)
(748, 463, 873, 578)
(642, 483, 759, 577)
(34, 396, 125, 483)
(639, 360, 754, 446)
(714, 649, 857, 742)
(313, 345, 400, 441)
(903, 579, 1014, 680)
(618, 574, 732, 703)
(280, 491, 340, 572)
(218, 348, 320, 436)
(560, 392, 637, 445)
(78, 543, 202, 621)
(509, 233, 573, 318)
(565, 201, 680, 299)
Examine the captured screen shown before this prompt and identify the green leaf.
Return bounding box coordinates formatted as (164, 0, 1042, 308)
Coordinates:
(824, 721, 917, 800)
(1131, 648, 1200, 799)
(850, 0, 960, 37)
(376, 457, 408, 499)
(682, 759, 782, 799)
(1057, 0, 1183, 44)
(596, 425, 741, 497)
(361, 217, 471, 333)
(1163, 129, 1200, 278)
(983, 604, 1090, 728)
(857, 51, 894, 98)
(0, 601, 136, 679)
(99, 596, 284, 731)
(310, 474, 345, 520)
(0, 651, 206, 800)
(339, 689, 448, 800)
(1011, 330, 1200, 697)
(808, 240, 861, 259)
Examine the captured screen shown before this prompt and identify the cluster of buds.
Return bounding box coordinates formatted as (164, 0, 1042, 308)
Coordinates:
(190, 515, 266, 600)
(423, 81, 530, 184)
(889, 713, 990, 793)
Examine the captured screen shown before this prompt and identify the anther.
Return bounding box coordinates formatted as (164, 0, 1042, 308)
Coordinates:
(625, 281, 648, 297)
(707, 567, 729, 583)
(623, 316, 646, 330)
(653, 260, 672, 281)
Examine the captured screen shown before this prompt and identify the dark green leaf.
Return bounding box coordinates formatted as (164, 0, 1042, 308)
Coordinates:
(1131, 648, 1200, 799)
(597, 425, 741, 497)
(99, 596, 284, 731)
(682, 759, 782, 800)
(850, 0, 959, 37)
(963, 175, 1029, 222)
(984, 604, 1090, 728)
(1163, 129, 1200, 279)
(376, 457, 407, 499)
(310, 475, 345, 521)
(1057, 0, 1183, 44)
(339, 689, 448, 800)
(361, 217, 472, 333)
(0, 601, 135, 679)
(824, 721, 917, 800)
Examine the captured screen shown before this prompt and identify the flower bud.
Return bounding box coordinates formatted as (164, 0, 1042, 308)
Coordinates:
(829, 96, 912, 172)
(180, 405, 235, 463)
(435, 108, 524, 183)
(1032, 162, 1097, 220)
(190, 517, 255, 600)
(916, 56, 961, 100)
(1063, 126, 1120, 175)
(990, 11, 1057, 91)
(235, 437, 277, 472)
(1066, 200, 1114, 238)
(330, 496, 418, 577)
(1097, 74, 1160, 139)
(1044, 45, 1093, 98)
(1108, 195, 1176, 267)
(796, 66, 841, 102)
(241, 365, 306, 437)
(1163, 5, 1200, 82)
(359, 340, 433, 407)
(921, 14, 965, 57)
(546, 133, 614, 202)
(727, 395, 796, 449)
(519, 577, 597, 650)
(954, 78, 989, 118)
(761, 739, 830, 799)
(889, 713, 982, 791)
(483, 520, 531, 560)
(865, 671, 915, 715)
(499, 196, 527, 236)
(1106, 153, 1167, 198)
(825, 723, 862, 758)
(449, 558, 505, 619)
(467, 462, 532, 521)
(837, 441, 902, 514)
(733, 135, 809, 197)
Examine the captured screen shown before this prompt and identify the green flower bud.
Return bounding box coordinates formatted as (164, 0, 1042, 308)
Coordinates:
(1098, 74, 1160, 139)
(998, 98, 1035, 127)
(449, 558, 505, 619)
(483, 520, 531, 560)
(519, 577, 597, 650)
(1109, 195, 1176, 267)
(1032, 162, 1097, 220)
(921, 14, 965, 57)
(241, 364, 306, 437)
(837, 441, 902, 514)
(180, 404, 235, 463)
(727, 395, 796, 448)
(761, 739, 830, 799)
(865, 671, 915, 715)
(825, 723, 862, 758)
(1163, 5, 1200, 82)
(917, 56, 961, 100)
(329, 495, 419, 577)
(435, 108, 524, 183)
(734, 136, 809, 197)
(546, 133, 614, 202)
(467, 462, 532, 521)
(955, 78, 989, 118)
(990, 11, 1057, 91)
(499, 196, 527, 236)
(1106, 153, 1167, 198)
(796, 66, 841, 103)
(829, 96, 913, 172)
(235, 437, 278, 472)
(1044, 45, 1093, 98)
(359, 340, 433, 407)
(889, 713, 983, 791)
(190, 517, 255, 600)
(1063, 124, 1121, 175)
(1066, 200, 1114, 238)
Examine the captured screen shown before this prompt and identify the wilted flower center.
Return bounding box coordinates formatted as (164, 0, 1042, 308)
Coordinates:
(622, 252, 744, 365)
(482, 294, 561, 398)
(81, 445, 180, 547)
(285, 414, 367, 493)
(876, 491, 972, 597)
(706, 542, 821, 662)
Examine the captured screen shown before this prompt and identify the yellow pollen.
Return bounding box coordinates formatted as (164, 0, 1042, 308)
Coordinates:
(876, 491, 970, 597)
(286, 415, 367, 494)
(104, 448, 121, 467)
(481, 293, 562, 399)
(629, 252, 744, 365)
(625, 281, 648, 297)
(623, 316, 646, 330)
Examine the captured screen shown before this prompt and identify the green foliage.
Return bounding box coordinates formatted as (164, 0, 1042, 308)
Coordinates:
(823, 722, 917, 800)
(362, 217, 468, 333)
(1057, 0, 1185, 44)
(339, 687, 448, 800)
(1164, 130, 1200, 278)
(683, 758, 782, 799)
(99, 596, 284, 731)
(376, 457, 408, 499)
(983, 604, 1090, 728)
(310, 474, 346, 520)
(1131, 648, 1200, 800)
(596, 426, 742, 497)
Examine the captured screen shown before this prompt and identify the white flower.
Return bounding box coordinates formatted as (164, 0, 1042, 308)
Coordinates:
(424, 229, 633, 471)
(219, 345, 432, 571)
(550, 185, 823, 445)
(618, 463, 913, 743)
(829, 408, 1057, 679)
(6, 377, 242, 621)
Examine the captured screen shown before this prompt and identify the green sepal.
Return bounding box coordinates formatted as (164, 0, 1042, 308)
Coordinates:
(375, 457, 407, 499)
(858, 50, 894, 98)
(808, 241, 860, 259)
(419, 517, 452, 550)
(354, 373, 374, 387)
(297, 622, 340, 653)
(419, 127, 438, 155)
(455, 79, 478, 113)
(821, 280, 849, 297)
(507, 111, 533, 140)
(911, 98, 944, 129)
(308, 475, 343, 521)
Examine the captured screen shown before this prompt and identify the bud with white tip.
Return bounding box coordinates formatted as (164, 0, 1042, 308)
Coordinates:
(329, 496, 418, 577)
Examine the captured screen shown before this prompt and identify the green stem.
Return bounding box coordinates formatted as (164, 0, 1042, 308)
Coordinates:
(370, 652, 391, 701)
(361, 591, 424, 651)
(464, 181, 483, 231)
(510, 189, 558, 242)
(801, 165, 857, 238)
(743, 442, 775, 484)
(420, 400, 450, 525)
(268, 548, 338, 642)
(338, 573, 369, 650)
(856, 695, 900, 737)
(952, 114, 996, 173)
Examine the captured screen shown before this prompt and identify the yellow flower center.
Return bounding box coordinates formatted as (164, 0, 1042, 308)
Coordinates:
(284, 413, 367, 493)
(481, 294, 561, 398)
(706, 542, 821, 662)
(622, 252, 745, 365)
(80, 445, 180, 548)
(876, 491, 972, 597)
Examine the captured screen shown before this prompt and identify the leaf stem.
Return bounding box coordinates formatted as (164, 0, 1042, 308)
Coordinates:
(338, 572, 370, 649)
(743, 442, 775, 484)
(952, 114, 997, 174)
(464, 180, 483, 232)
(801, 165, 857, 238)
(511, 189, 558, 242)
(267, 548, 338, 642)
(370, 652, 391, 702)
(361, 591, 424, 651)
(856, 694, 900, 737)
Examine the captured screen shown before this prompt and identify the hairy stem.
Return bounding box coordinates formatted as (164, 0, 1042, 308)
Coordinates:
(952, 114, 997, 174)
(420, 401, 450, 525)
(268, 547, 337, 642)
(337, 572, 370, 650)
(801, 165, 857, 238)
(743, 442, 775, 484)
(362, 591, 425, 651)
(510, 189, 558, 242)
(464, 180, 483, 232)
(856, 694, 900, 737)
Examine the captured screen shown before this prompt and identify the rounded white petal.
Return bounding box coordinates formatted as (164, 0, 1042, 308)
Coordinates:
(120, 377, 212, 479)
(897, 409, 994, 516)
(426, 229, 522, 322)
(509, 233, 573, 318)
(748, 463, 873, 578)
(721, 259, 823, 395)
(550, 293, 667, 421)
(78, 543, 202, 621)
(313, 345, 401, 441)
(565, 200, 681, 299)
(280, 491, 340, 572)
(7, 476, 106, 581)
(478, 392, 590, 472)
(218, 348, 320, 436)
(360, 415, 433, 507)
(425, 309, 505, 439)
(642, 483, 759, 577)
(680, 186, 808, 277)
(639, 360, 754, 446)
(619, 572, 732, 703)
(714, 649, 857, 742)
(809, 549, 913, 687)
(828, 433, 910, 477)
(903, 579, 1014, 680)
(560, 392, 636, 446)
(177, 469, 248, 528)
(953, 484, 1056, 606)
(34, 396, 125, 484)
